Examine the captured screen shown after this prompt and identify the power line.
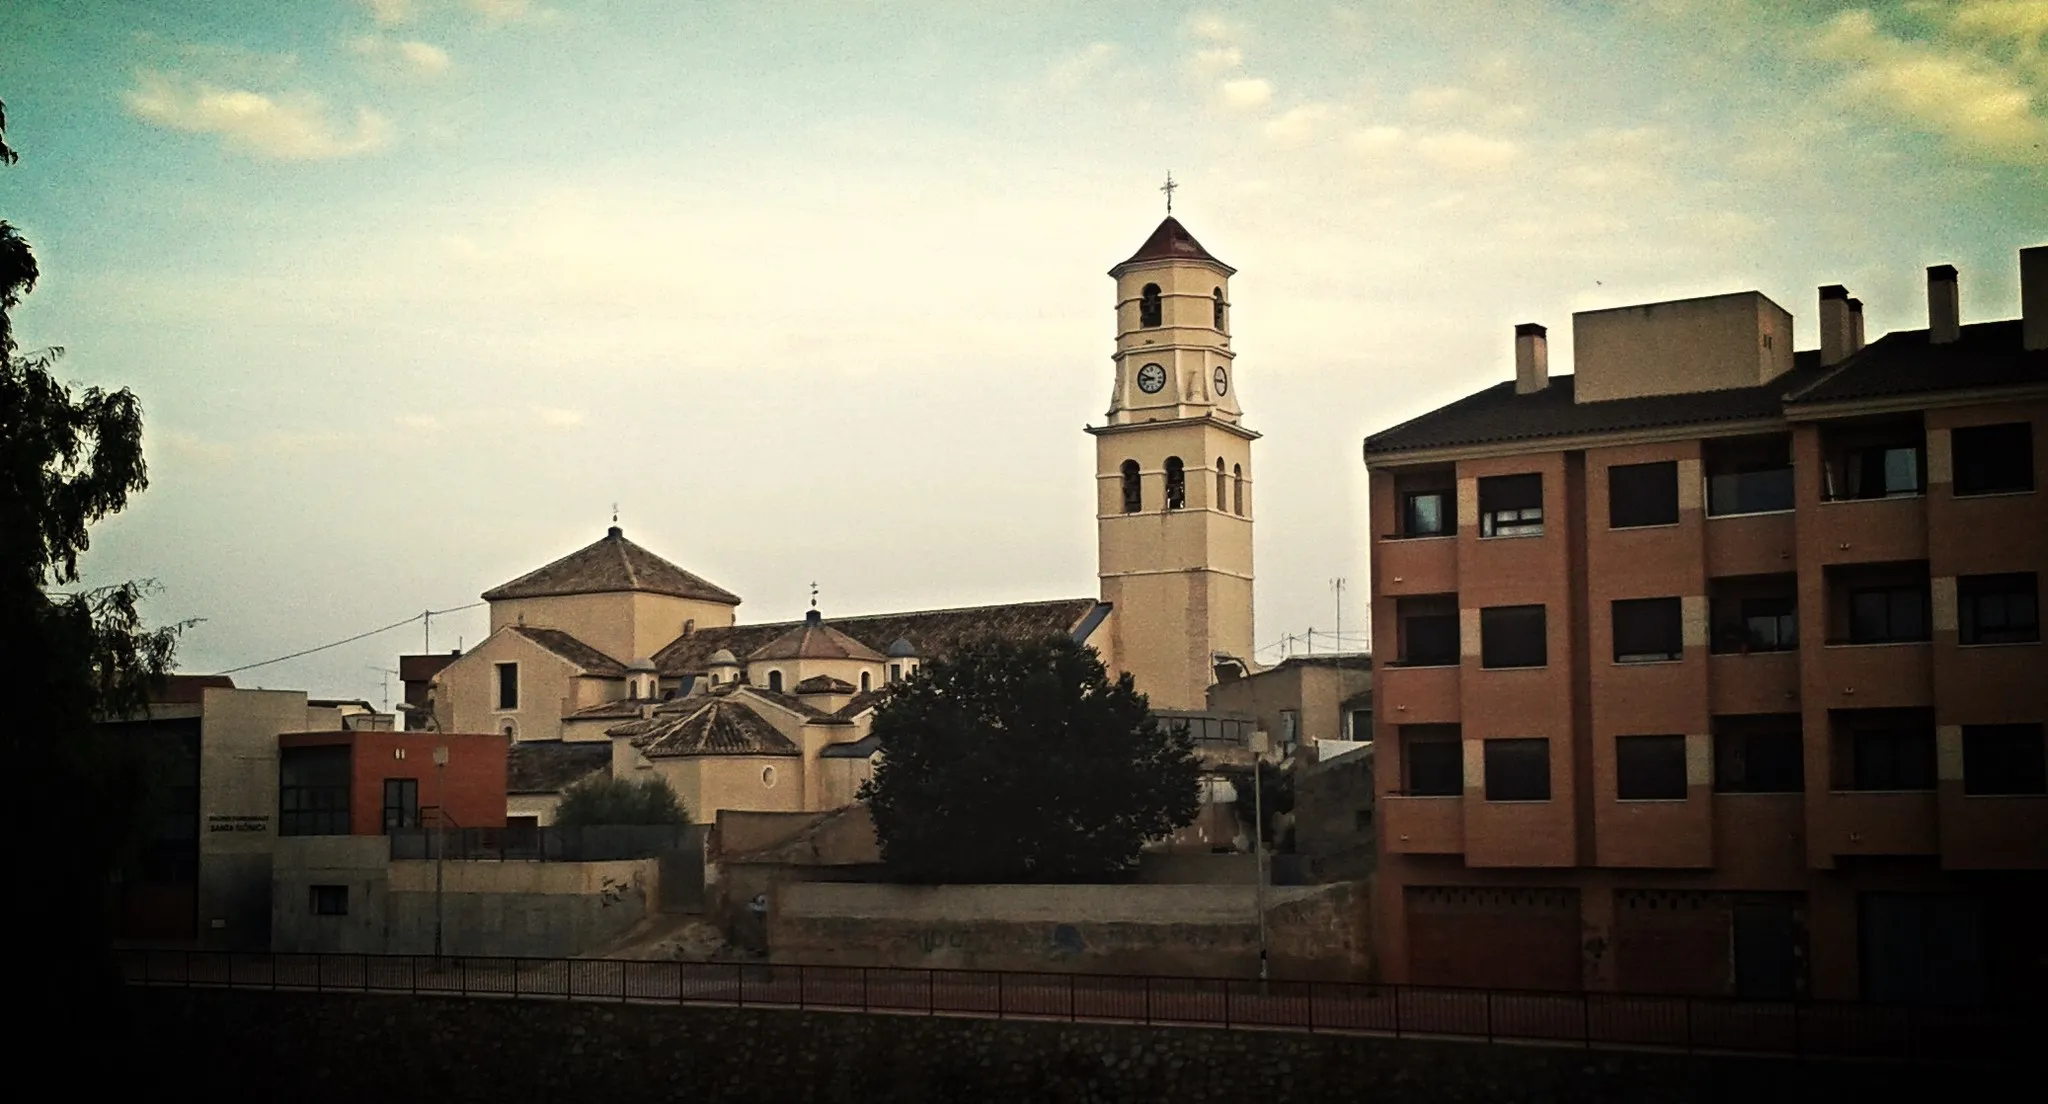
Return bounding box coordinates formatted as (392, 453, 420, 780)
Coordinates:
(213, 602, 485, 676)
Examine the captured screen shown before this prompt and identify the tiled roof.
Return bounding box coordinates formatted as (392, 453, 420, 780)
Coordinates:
(654, 598, 1105, 677)
(1785, 320, 2046, 404)
(1367, 317, 2046, 458)
(794, 674, 857, 695)
(749, 612, 887, 663)
(507, 740, 612, 794)
(632, 698, 802, 759)
(1111, 216, 1233, 276)
(482, 526, 741, 605)
(829, 688, 891, 720)
(509, 625, 628, 678)
(564, 699, 647, 721)
(742, 686, 835, 721)
(819, 733, 882, 759)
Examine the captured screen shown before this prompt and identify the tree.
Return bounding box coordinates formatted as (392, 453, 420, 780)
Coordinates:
(554, 773, 691, 826)
(858, 635, 1201, 883)
(3, 99, 183, 1042)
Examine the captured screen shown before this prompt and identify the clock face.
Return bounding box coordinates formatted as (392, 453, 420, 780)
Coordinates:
(1213, 366, 1229, 396)
(1136, 363, 1167, 394)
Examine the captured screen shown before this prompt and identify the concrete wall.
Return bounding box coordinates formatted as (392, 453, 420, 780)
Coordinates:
(1208, 659, 1372, 751)
(197, 688, 310, 948)
(1572, 291, 1794, 403)
(436, 627, 584, 743)
(273, 839, 659, 957)
(768, 881, 1370, 980)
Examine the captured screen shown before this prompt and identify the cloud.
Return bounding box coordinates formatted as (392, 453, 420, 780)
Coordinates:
(364, 0, 415, 26)
(1190, 46, 1244, 76)
(124, 72, 393, 160)
(1048, 43, 1117, 92)
(1812, 8, 2048, 163)
(1415, 130, 1520, 171)
(533, 406, 585, 428)
(351, 36, 452, 76)
(1407, 84, 1531, 128)
(1221, 78, 1274, 109)
(1264, 103, 1336, 146)
(1348, 125, 1406, 157)
(1190, 14, 1237, 42)
(465, 0, 552, 26)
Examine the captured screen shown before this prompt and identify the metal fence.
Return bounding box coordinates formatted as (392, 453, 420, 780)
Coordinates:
(117, 948, 2030, 1063)
(388, 824, 702, 862)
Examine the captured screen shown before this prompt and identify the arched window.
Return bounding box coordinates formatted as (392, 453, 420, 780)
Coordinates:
(1121, 459, 1142, 513)
(1213, 287, 1226, 331)
(1233, 464, 1244, 515)
(1140, 283, 1162, 328)
(767, 670, 783, 692)
(860, 671, 871, 693)
(1216, 458, 1227, 508)
(628, 683, 638, 701)
(1165, 457, 1186, 510)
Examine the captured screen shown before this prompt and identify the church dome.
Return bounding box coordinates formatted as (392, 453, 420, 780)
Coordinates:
(627, 656, 657, 672)
(706, 648, 738, 666)
(886, 637, 918, 658)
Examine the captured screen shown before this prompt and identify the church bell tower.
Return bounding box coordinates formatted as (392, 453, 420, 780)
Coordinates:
(1087, 214, 1257, 710)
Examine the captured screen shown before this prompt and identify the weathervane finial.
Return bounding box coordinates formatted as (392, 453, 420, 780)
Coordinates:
(810, 581, 819, 610)
(611, 502, 619, 526)
(1160, 171, 1177, 215)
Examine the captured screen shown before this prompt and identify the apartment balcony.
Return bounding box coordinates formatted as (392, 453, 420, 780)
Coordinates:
(1813, 791, 1938, 862)
(1595, 797, 1712, 869)
(1382, 795, 1464, 855)
(1464, 798, 1576, 868)
(1376, 535, 1458, 597)
(1708, 651, 1802, 714)
(1811, 496, 1928, 567)
(1937, 641, 2044, 706)
(1704, 508, 1796, 579)
(1938, 790, 2048, 870)
(1377, 662, 1460, 724)
(1810, 642, 1933, 711)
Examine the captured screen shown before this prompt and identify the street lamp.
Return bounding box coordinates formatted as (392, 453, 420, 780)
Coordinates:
(432, 744, 449, 962)
(1248, 728, 1271, 984)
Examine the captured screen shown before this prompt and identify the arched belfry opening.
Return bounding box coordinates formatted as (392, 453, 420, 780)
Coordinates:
(1164, 456, 1186, 510)
(1213, 287, 1226, 331)
(1216, 458, 1227, 507)
(1121, 459, 1143, 513)
(1140, 283, 1163, 328)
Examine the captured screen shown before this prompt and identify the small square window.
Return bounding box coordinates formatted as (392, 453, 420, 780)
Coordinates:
(310, 884, 349, 916)
(1713, 718, 1804, 794)
(1952, 423, 2034, 496)
(1400, 726, 1462, 796)
(1483, 738, 1550, 801)
(1958, 573, 2039, 646)
(1480, 605, 1546, 669)
(1402, 490, 1450, 537)
(1616, 735, 1688, 800)
(1962, 724, 2046, 795)
(1478, 473, 1544, 537)
(1609, 461, 1680, 528)
(1613, 597, 1684, 662)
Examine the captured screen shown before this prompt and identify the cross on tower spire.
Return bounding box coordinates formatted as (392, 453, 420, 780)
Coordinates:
(1160, 171, 1178, 215)
(810, 581, 819, 609)
(611, 502, 619, 525)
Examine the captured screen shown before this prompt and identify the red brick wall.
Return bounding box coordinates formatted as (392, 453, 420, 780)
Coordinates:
(277, 731, 510, 833)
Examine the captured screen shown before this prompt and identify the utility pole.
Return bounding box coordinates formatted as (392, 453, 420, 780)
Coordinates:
(1331, 578, 1346, 647)
(369, 666, 398, 712)
(1250, 729, 1271, 985)
(432, 744, 449, 962)
(423, 609, 433, 655)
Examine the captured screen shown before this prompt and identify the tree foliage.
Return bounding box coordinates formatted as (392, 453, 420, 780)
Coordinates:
(3, 99, 183, 1030)
(858, 635, 1202, 883)
(554, 773, 691, 826)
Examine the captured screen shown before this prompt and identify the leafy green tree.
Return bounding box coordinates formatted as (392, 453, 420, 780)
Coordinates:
(554, 773, 691, 826)
(858, 635, 1201, 883)
(4, 99, 182, 1034)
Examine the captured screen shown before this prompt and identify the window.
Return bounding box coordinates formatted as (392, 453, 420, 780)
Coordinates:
(1484, 738, 1550, 801)
(1828, 444, 1923, 500)
(628, 682, 638, 701)
(1400, 726, 1462, 796)
(1139, 283, 1162, 327)
(1401, 490, 1449, 537)
(1397, 596, 1459, 666)
(1350, 709, 1373, 742)
(1705, 435, 1794, 516)
(1212, 287, 1226, 330)
(1613, 597, 1683, 662)
(1714, 717, 1804, 793)
(1480, 605, 1546, 668)
(1712, 594, 1797, 654)
(1478, 473, 1543, 537)
(1849, 585, 1929, 643)
(860, 672, 872, 693)
(1609, 461, 1680, 528)
(381, 778, 419, 833)
(1850, 725, 1936, 791)
(1958, 573, 2039, 645)
(1164, 456, 1186, 509)
(1216, 458, 1227, 508)
(310, 885, 349, 917)
(1279, 710, 1299, 750)
(889, 663, 902, 683)
(1616, 735, 1688, 800)
(279, 745, 351, 836)
(1952, 423, 2034, 495)
(1120, 459, 1142, 513)
(1354, 809, 1371, 831)
(767, 670, 783, 692)
(1232, 464, 1243, 515)
(1962, 724, 2046, 795)
(496, 662, 519, 710)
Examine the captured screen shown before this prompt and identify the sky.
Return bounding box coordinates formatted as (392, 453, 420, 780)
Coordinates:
(4, 0, 2044, 704)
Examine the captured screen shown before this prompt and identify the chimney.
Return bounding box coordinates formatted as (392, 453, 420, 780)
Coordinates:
(1927, 265, 1959, 344)
(1847, 298, 1865, 353)
(1819, 285, 1852, 366)
(1514, 323, 1548, 394)
(2024, 246, 2047, 352)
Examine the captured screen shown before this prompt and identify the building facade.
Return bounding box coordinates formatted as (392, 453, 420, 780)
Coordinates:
(1364, 247, 2047, 1005)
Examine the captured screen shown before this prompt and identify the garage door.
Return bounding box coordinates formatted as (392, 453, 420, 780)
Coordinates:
(1406, 886, 1581, 990)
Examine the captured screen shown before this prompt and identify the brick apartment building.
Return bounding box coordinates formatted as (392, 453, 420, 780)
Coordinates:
(1362, 246, 2046, 1006)
(278, 729, 507, 837)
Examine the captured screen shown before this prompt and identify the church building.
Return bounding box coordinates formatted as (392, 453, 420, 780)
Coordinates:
(426, 214, 1261, 826)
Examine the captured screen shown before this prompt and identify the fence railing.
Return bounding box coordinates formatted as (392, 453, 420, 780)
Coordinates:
(117, 948, 2030, 1063)
(388, 824, 702, 862)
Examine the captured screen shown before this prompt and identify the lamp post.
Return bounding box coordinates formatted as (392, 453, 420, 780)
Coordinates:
(432, 744, 449, 962)
(1249, 728, 1271, 984)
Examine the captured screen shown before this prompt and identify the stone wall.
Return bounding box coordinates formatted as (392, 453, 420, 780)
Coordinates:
(768, 881, 1370, 980)
(124, 987, 1996, 1103)
(1293, 745, 1376, 881)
